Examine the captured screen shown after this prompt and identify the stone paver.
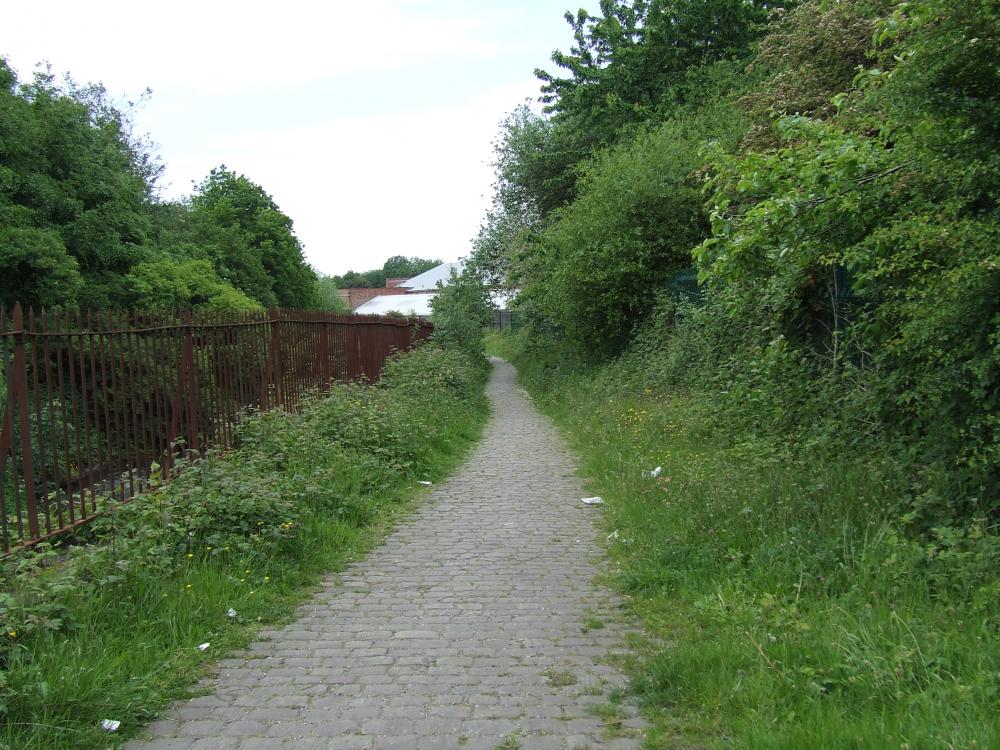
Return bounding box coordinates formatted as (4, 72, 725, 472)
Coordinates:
(126, 359, 645, 749)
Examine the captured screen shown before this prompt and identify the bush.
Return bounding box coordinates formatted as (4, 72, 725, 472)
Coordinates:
(429, 269, 493, 366)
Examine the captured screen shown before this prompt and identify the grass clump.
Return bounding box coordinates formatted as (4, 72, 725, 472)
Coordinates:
(488, 330, 1000, 750)
(0, 343, 489, 750)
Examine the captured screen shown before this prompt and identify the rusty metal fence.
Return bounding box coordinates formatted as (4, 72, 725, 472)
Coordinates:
(0, 305, 433, 553)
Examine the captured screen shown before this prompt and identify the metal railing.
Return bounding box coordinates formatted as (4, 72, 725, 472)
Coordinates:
(0, 305, 432, 553)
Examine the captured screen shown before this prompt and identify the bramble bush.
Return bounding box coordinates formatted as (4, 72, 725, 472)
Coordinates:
(0, 342, 488, 748)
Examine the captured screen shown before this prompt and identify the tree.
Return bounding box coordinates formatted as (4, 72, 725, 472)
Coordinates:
(124, 257, 260, 310)
(189, 167, 317, 308)
(430, 269, 493, 365)
(314, 275, 350, 312)
(0, 59, 157, 307)
(0, 227, 83, 309)
(536, 0, 793, 147)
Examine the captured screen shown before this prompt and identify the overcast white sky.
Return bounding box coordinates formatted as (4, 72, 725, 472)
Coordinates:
(3, 0, 574, 275)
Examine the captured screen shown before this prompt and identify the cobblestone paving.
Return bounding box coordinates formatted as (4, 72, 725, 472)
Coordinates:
(126, 358, 645, 750)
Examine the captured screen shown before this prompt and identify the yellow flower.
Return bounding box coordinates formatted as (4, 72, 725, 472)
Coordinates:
(185, 583, 193, 589)
(186, 553, 194, 559)
(6, 630, 16, 639)
(264, 576, 270, 582)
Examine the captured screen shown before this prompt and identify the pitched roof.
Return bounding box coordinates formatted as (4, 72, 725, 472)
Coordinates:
(400, 261, 464, 291)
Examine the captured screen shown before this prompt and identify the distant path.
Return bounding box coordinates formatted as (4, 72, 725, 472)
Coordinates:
(126, 358, 644, 750)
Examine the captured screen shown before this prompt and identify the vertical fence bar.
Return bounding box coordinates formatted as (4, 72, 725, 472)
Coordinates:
(95, 311, 114, 501)
(27, 309, 52, 534)
(0, 306, 429, 553)
(53, 311, 76, 521)
(181, 310, 199, 454)
(12, 305, 40, 542)
(268, 309, 284, 409)
(62, 308, 86, 520)
(85, 311, 105, 514)
(75, 310, 96, 515)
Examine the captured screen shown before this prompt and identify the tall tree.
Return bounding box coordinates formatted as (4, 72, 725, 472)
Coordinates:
(0, 59, 157, 308)
(189, 167, 317, 308)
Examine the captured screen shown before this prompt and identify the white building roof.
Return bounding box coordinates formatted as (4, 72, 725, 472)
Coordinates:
(355, 293, 437, 317)
(401, 261, 465, 291)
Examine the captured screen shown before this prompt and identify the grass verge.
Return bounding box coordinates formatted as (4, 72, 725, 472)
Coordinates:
(0, 344, 490, 750)
(487, 330, 999, 750)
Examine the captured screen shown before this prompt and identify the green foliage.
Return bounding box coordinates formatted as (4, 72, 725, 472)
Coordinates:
(0, 227, 83, 309)
(0, 60, 321, 313)
(189, 167, 318, 308)
(429, 269, 493, 366)
(482, 0, 1000, 740)
(0, 343, 488, 748)
(521, 102, 741, 357)
(738, 0, 890, 147)
(482, 0, 999, 522)
(314, 274, 350, 312)
(0, 60, 155, 308)
(124, 257, 262, 310)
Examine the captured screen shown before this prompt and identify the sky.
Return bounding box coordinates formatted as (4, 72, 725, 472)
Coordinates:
(3, 0, 575, 275)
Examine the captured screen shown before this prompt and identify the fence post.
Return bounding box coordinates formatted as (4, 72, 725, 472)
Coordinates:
(318, 314, 331, 390)
(11, 305, 40, 541)
(269, 309, 284, 408)
(181, 310, 200, 452)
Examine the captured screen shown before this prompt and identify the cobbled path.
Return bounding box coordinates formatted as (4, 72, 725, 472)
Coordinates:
(126, 359, 645, 750)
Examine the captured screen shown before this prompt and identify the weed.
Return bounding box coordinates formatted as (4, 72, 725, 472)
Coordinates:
(545, 669, 579, 688)
(581, 615, 605, 633)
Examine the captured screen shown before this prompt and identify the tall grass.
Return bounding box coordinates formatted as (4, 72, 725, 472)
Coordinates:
(488, 330, 1000, 750)
(0, 344, 489, 750)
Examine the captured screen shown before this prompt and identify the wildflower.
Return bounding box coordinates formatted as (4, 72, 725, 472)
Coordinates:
(6, 630, 16, 639)
(186, 553, 194, 559)
(264, 576, 270, 582)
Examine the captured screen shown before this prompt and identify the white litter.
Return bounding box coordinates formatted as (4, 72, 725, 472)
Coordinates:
(581, 497, 604, 506)
(418, 481, 433, 486)
(643, 466, 663, 478)
(226, 608, 237, 618)
(606, 530, 619, 541)
(198, 642, 210, 652)
(100, 719, 121, 733)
